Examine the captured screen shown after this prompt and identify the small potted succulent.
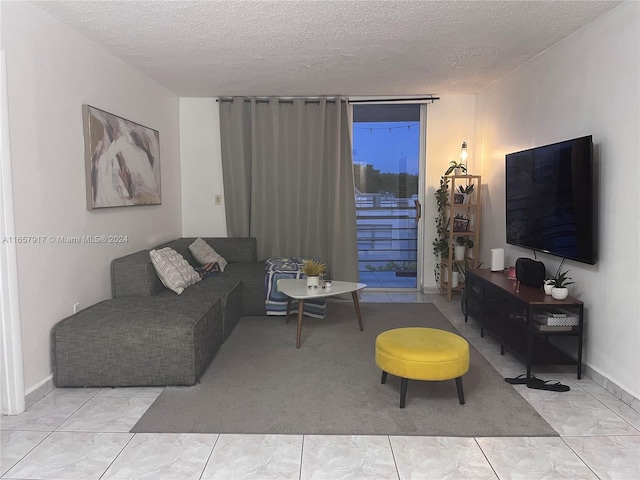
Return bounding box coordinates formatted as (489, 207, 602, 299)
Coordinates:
(301, 259, 326, 289)
(551, 270, 574, 300)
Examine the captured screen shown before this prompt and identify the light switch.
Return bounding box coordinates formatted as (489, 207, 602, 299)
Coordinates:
(214, 194, 223, 205)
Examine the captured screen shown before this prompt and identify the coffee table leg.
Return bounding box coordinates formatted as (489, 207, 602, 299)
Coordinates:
(351, 291, 364, 331)
(285, 298, 292, 324)
(296, 299, 305, 348)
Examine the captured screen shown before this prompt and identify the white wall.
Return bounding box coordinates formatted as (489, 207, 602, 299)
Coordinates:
(476, 1, 640, 400)
(423, 96, 477, 288)
(180, 99, 227, 237)
(1, 2, 182, 391)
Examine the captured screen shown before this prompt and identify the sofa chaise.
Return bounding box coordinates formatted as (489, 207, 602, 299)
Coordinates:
(51, 237, 265, 387)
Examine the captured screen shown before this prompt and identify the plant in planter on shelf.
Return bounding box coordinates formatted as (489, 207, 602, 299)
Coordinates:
(456, 183, 475, 204)
(551, 270, 574, 300)
(458, 184, 474, 195)
(454, 236, 474, 261)
(445, 161, 467, 176)
(543, 278, 555, 295)
(301, 260, 326, 289)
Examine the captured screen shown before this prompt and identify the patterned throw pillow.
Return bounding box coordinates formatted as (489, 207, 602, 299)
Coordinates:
(149, 247, 201, 294)
(189, 238, 228, 272)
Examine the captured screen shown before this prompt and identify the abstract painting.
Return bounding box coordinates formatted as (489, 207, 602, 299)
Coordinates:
(83, 105, 161, 209)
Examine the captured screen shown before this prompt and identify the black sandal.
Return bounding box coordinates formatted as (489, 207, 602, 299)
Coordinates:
(526, 378, 570, 392)
(505, 374, 534, 385)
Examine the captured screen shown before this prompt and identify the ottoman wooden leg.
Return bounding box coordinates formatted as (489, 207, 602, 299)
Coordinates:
(455, 377, 465, 405)
(381, 371, 387, 384)
(400, 377, 408, 408)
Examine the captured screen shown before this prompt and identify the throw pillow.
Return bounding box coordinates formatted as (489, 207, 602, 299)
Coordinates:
(189, 238, 228, 272)
(149, 247, 201, 294)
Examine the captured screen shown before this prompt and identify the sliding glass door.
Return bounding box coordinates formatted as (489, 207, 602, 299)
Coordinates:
(351, 104, 424, 290)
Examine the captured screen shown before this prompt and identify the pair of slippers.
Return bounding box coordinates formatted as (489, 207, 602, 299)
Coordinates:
(505, 374, 570, 392)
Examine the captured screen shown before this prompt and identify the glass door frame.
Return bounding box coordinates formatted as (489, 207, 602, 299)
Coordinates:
(349, 101, 427, 292)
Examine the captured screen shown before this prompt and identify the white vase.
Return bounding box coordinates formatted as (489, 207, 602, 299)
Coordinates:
(451, 271, 459, 288)
(551, 287, 568, 300)
(454, 245, 466, 261)
(306, 276, 320, 289)
(543, 280, 554, 295)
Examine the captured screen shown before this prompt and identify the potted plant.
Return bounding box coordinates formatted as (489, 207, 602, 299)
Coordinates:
(551, 270, 574, 300)
(454, 236, 474, 261)
(432, 176, 450, 282)
(445, 161, 467, 176)
(457, 183, 475, 204)
(301, 259, 326, 289)
(543, 278, 555, 295)
(451, 270, 460, 288)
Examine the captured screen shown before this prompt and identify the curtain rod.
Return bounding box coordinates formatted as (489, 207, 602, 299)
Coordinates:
(348, 96, 439, 104)
(217, 97, 340, 104)
(217, 96, 439, 105)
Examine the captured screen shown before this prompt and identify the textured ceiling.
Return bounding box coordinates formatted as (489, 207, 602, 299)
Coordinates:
(33, 0, 621, 97)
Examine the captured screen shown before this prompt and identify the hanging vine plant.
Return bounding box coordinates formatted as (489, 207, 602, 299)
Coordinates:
(432, 175, 450, 282)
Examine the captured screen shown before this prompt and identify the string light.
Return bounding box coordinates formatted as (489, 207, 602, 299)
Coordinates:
(353, 122, 419, 133)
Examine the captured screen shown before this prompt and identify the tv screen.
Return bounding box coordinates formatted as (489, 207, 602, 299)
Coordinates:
(505, 135, 596, 265)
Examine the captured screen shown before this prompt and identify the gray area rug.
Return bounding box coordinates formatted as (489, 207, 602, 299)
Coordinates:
(132, 302, 557, 436)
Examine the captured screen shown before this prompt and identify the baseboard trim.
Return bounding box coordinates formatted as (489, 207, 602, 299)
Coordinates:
(582, 364, 640, 413)
(24, 375, 55, 409)
(548, 338, 640, 413)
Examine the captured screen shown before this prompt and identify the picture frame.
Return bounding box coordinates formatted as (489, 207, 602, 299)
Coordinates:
(83, 105, 161, 210)
(453, 218, 469, 232)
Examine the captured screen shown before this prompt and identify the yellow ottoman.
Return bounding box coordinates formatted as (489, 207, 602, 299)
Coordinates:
(375, 327, 470, 408)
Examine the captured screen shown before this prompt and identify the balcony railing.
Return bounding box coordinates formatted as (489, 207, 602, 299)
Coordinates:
(356, 194, 418, 287)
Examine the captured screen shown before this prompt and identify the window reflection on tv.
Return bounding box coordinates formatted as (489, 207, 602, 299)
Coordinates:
(505, 135, 597, 265)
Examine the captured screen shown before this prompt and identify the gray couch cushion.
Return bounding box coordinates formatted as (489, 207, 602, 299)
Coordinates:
(111, 238, 260, 298)
(220, 262, 268, 316)
(51, 296, 223, 387)
(158, 237, 258, 265)
(156, 274, 245, 341)
(170, 261, 266, 318)
(111, 249, 164, 298)
(111, 237, 266, 317)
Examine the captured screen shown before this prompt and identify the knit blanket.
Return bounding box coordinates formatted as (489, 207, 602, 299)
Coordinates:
(265, 257, 327, 318)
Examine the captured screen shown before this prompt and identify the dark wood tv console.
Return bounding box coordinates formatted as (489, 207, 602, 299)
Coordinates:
(464, 269, 584, 379)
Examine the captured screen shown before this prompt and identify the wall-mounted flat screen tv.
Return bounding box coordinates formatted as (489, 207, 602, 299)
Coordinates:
(505, 135, 597, 265)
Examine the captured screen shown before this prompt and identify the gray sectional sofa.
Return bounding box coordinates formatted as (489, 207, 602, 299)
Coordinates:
(51, 237, 266, 388)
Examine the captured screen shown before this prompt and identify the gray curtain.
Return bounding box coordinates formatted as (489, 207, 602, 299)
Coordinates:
(219, 97, 359, 283)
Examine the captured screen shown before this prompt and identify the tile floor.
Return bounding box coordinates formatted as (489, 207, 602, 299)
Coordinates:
(1, 292, 639, 479)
